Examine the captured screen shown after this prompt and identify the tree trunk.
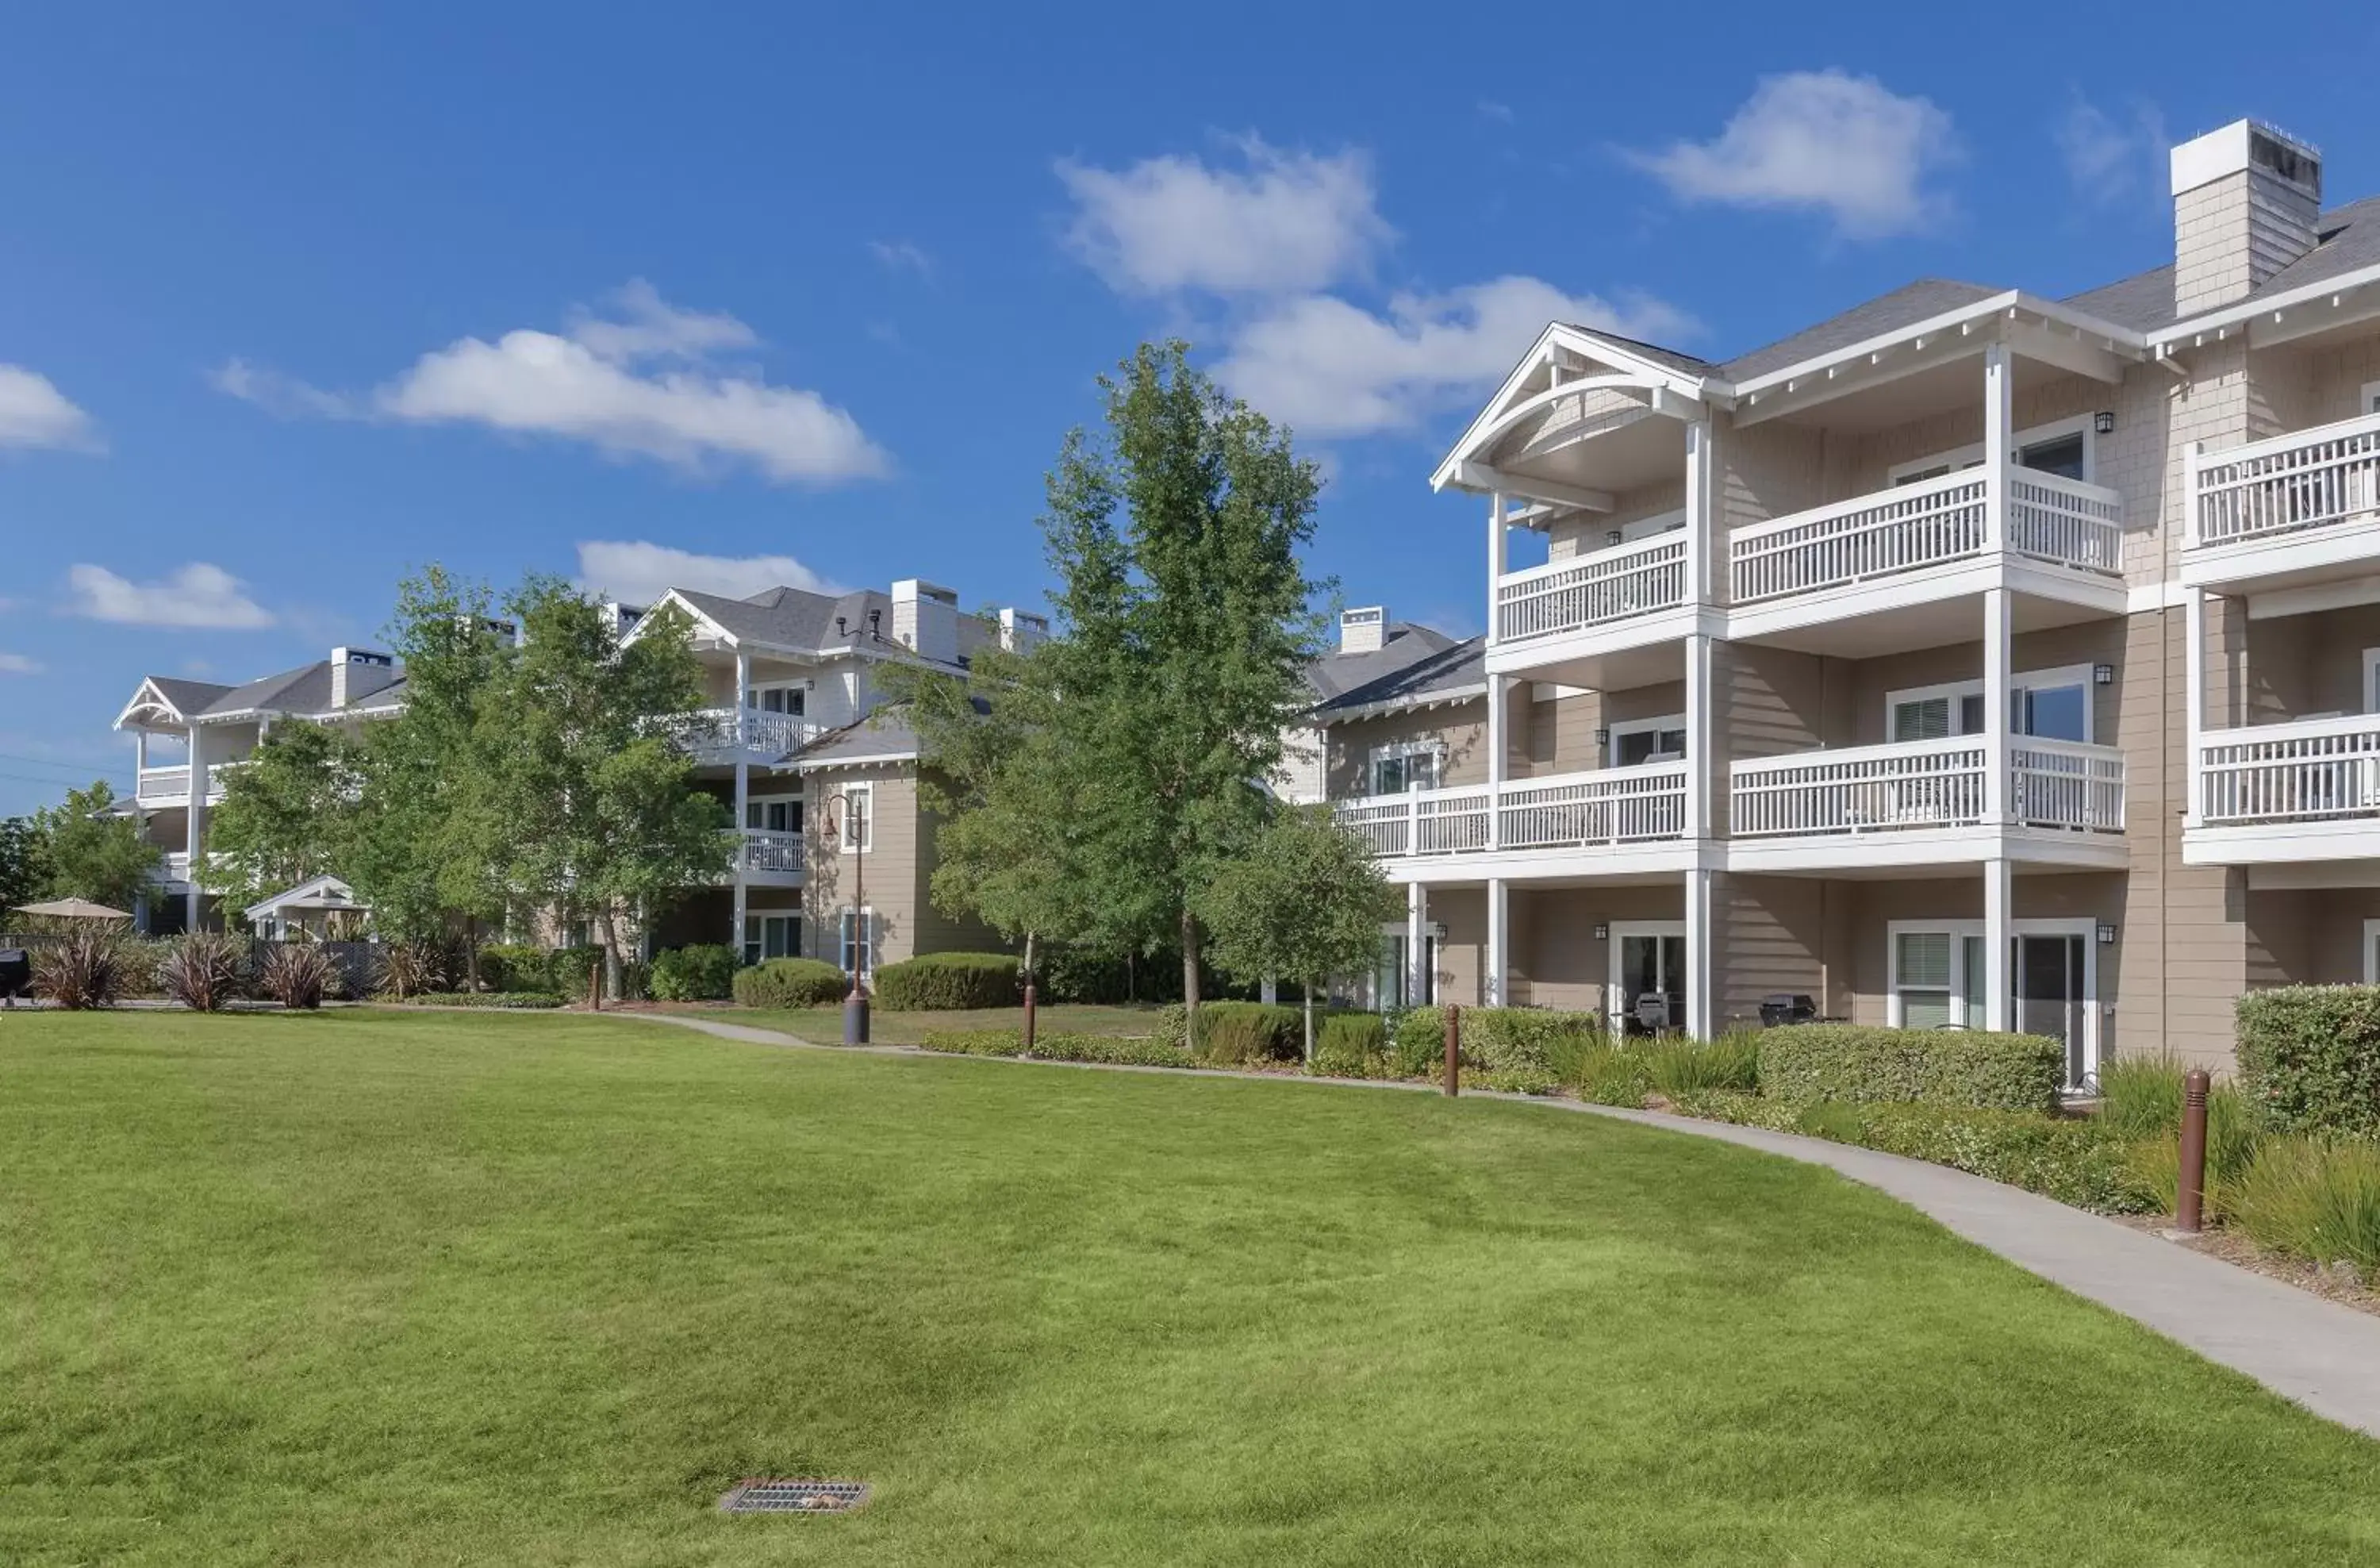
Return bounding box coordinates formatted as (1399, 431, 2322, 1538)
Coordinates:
(1180, 909, 1201, 1045)
(464, 916, 481, 992)
(1303, 986, 1315, 1063)
(597, 905, 624, 1001)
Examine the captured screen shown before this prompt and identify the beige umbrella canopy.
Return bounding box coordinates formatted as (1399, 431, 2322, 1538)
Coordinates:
(9, 898, 132, 921)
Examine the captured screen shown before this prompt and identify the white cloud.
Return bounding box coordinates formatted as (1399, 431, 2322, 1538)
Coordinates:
(2057, 95, 2169, 206)
(0, 652, 40, 675)
(1058, 136, 1392, 296)
(1215, 275, 1698, 439)
(869, 240, 933, 277)
(1477, 101, 1514, 125)
(214, 282, 889, 486)
(0, 364, 100, 451)
(66, 563, 275, 629)
(1624, 71, 1958, 239)
(574, 540, 845, 608)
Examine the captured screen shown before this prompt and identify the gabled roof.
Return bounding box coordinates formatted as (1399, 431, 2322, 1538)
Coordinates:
(196, 658, 402, 719)
(1311, 635, 1485, 722)
(1562, 326, 1719, 379)
(663, 582, 997, 660)
(1306, 622, 1460, 704)
(1719, 279, 2009, 383)
(243, 874, 366, 923)
(795, 709, 921, 769)
(148, 676, 235, 715)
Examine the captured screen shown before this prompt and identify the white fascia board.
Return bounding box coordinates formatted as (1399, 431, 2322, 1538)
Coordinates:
(1431, 323, 1713, 492)
(2184, 820, 2380, 867)
(1312, 685, 1488, 726)
(112, 678, 188, 731)
(1732, 292, 2147, 405)
(2152, 260, 2380, 352)
(631, 589, 738, 649)
(796, 750, 919, 771)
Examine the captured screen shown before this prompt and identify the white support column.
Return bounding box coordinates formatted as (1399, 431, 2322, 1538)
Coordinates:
(1684, 632, 1713, 840)
(1406, 880, 1428, 1007)
(1983, 342, 2013, 549)
(134, 728, 148, 780)
(1684, 866, 1713, 1040)
(1485, 673, 1508, 848)
(733, 650, 751, 740)
(732, 759, 750, 959)
(1983, 586, 2012, 826)
(1683, 417, 1712, 605)
(1486, 490, 1507, 647)
(184, 723, 207, 931)
(2184, 587, 2207, 827)
(1486, 877, 1508, 1007)
(1983, 855, 2011, 1032)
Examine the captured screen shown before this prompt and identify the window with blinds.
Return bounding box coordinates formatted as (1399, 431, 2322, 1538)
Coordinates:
(1896, 931, 1952, 1029)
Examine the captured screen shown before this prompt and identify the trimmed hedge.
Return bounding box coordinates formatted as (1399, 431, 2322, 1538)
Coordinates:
(1679, 1093, 2145, 1213)
(1311, 1013, 1388, 1078)
(2236, 986, 2380, 1139)
(1390, 1005, 1603, 1082)
(873, 952, 1022, 1011)
(649, 943, 738, 1002)
(732, 957, 850, 1009)
(919, 1029, 1194, 1069)
(408, 990, 566, 1009)
(1755, 1024, 2063, 1114)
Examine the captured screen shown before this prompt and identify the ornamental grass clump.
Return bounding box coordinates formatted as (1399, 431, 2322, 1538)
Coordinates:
(258, 943, 335, 1010)
(1645, 1031, 1761, 1098)
(31, 931, 126, 1010)
(2228, 1136, 2380, 1271)
(379, 941, 446, 1001)
(159, 932, 247, 1012)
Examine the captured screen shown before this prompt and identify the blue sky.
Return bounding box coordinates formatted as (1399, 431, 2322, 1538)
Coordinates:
(5, 2, 2379, 813)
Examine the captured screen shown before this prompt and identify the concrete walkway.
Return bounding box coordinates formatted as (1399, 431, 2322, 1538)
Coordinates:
(616, 1009, 2380, 1439)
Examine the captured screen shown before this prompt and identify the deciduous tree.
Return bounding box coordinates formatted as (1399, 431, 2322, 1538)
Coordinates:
(1200, 804, 1395, 1059)
(197, 721, 362, 913)
(35, 781, 159, 913)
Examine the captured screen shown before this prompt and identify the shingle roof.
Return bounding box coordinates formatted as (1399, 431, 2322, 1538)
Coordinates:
(1312, 635, 1485, 719)
(1562, 325, 1721, 377)
(1721, 279, 2009, 382)
(144, 676, 233, 717)
(797, 709, 920, 767)
(672, 582, 997, 657)
(1306, 623, 1460, 704)
(193, 659, 401, 717)
(2056, 194, 2380, 335)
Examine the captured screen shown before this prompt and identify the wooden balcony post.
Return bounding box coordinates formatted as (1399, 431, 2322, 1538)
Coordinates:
(1487, 877, 1507, 1006)
(1984, 855, 2011, 1032)
(1684, 866, 1712, 1041)
(1683, 417, 1712, 605)
(2185, 587, 2207, 828)
(1984, 586, 2013, 827)
(1983, 342, 2012, 550)
(1406, 880, 1429, 1007)
(1685, 632, 1712, 840)
(1486, 674, 1507, 848)
(1486, 490, 1507, 648)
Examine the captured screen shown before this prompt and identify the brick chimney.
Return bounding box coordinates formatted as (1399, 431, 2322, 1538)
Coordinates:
(2171, 120, 2323, 317)
(1338, 606, 1386, 654)
(890, 579, 958, 664)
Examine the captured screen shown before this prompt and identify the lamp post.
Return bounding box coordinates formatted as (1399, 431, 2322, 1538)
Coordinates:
(823, 790, 869, 1043)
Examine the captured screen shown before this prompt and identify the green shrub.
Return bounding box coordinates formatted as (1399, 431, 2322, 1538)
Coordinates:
(1192, 1001, 1304, 1064)
(477, 943, 543, 993)
(1576, 1046, 1655, 1108)
(1390, 1006, 1447, 1077)
(2228, 1136, 2380, 1270)
(1469, 1008, 1602, 1081)
(732, 956, 849, 1009)
(1755, 1024, 2063, 1113)
(1645, 1032, 1761, 1097)
(918, 1028, 1195, 1069)
(409, 990, 566, 1009)
(873, 951, 1021, 1011)
(2236, 986, 2380, 1139)
(1679, 1094, 2144, 1213)
(1311, 1013, 1388, 1078)
(918, 1029, 1022, 1056)
(648, 943, 738, 1002)
(1154, 1002, 1190, 1051)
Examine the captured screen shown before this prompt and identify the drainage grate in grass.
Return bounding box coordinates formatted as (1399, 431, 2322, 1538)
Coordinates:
(718, 1478, 871, 1514)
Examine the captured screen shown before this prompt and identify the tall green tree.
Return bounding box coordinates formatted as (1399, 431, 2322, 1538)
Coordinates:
(35, 781, 160, 912)
(0, 816, 50, 917)
(474, 578, 732, 992)
(1200, 805, 1395, 1059)
(197, 721, 363, 913)
(1038, 340, 1328, 1032)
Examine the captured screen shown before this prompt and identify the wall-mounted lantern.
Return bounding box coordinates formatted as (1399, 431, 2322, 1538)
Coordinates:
(1594, 727, 1611, 746)
(2094, 663, 2116, 685)
(2097, 922, 2119, 946)
(1592, 922, 1610, 941)
(2094, 410, 2117, 435)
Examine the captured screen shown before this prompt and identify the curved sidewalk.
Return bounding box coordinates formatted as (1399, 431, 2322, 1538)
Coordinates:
(623, 1009, 2380, 1439)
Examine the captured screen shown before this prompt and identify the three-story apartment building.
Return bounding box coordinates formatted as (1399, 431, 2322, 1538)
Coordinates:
(1326, 117, 2380, 1082)
(112, 576, 1041, 975)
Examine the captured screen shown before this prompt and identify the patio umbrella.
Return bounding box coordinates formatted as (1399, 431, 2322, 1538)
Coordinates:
(9, 898, 133, 921)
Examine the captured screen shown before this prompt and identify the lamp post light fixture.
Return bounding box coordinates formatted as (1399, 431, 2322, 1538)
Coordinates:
(823, 789, 870, 1044)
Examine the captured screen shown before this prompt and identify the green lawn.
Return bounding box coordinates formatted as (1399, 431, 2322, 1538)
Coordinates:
(5, 1012, 2378, 1566)
(694, 1000, 1164, 1045)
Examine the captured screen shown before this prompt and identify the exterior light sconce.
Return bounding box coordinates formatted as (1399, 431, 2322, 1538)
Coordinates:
(1591, 922, 1609, 940)
(1594, 727, 1611, 745)
(2097, 922, 2119, 946)
(2094, 410, 2117, 435)
(1606, 530, 1624, 548)
(2094, 663, 2116, 685)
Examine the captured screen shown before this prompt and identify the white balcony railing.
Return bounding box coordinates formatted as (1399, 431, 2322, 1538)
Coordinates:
(1729, 466, 2121, 605)
(740, 828, 805, 873)
(1731, 736, 2125, 838)
(1334, 765, 1690, 858)
(670, 708, 822, 761)
(2192, 411, 2380, 549)
(149, 851, 192, 886)
(1495, 533, 1687, 642)
(2199, 714, 2380, 825)
(136, 765, 190, 798)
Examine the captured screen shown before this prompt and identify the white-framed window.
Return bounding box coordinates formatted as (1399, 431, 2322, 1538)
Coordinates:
(1887, 919, 2099, 1088)
(745, 682, 807, 716)
(744, 794, 804, 833)
(1889, 414, 2095, 486)
(2360, 380, 2380, 418)
(2363, 648, 2380, 717)
(743, 914, 800, 966)
(1886, 664, 2094, 744)
(838, 907, 875, 977)
(1891, 926, 1987, 1032)
(830, 783, 872, 851)
(2364, 920, 2380, 985)
(1369, 740, 1443, 796)
(1608, 712, 1688, 767)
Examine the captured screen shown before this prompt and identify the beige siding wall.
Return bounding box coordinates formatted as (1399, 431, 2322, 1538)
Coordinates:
(2238, 601, 2380, 722)
(1323, 702, 1489, 797)
(1546, 478, 1687, 562)
(1507, 884, 1683, 1012)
